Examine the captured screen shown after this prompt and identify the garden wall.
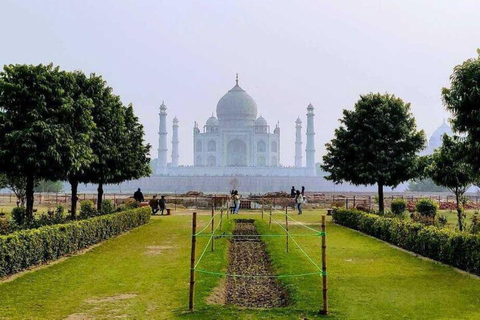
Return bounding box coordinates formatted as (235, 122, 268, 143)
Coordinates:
(333, 209, 480, 276)
(0, 207, 150, 277)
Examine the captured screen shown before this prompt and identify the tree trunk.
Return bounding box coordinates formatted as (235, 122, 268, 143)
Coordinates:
(70, 178, 78, 219)
(25, 174, 35, 221)
(455, 190, 463, 231)
(378, 181, 384, 213)
(97, 182, 103, 211)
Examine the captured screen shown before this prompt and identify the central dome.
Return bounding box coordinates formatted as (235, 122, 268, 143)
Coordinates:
(216, 82, 257, 122)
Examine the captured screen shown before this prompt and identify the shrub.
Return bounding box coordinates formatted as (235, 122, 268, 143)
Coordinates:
(416, 198, 438, 218)
(333, 208, 480, 276)
(79, 200, 97, 219)
(471, 214, 480, 234)
(123, 199, 140, 210)
(0, 207, 150, 277)
(101, 200, 114, 215)
(11, 207, 26, 225)
(391, 199, 407, 216)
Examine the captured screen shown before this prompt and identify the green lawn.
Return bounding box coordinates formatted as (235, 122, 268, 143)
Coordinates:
(0, 210, 479, 319)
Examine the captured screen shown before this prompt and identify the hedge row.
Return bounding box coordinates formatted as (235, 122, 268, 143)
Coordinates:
(0, 207, 150, 277)
(332, 209, 480, 276)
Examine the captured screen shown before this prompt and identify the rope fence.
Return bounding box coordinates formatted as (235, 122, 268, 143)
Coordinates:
(188, 205, 328, 315)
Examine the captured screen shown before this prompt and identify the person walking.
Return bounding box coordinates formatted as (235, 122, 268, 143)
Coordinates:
(158, 195, 166, 215)
(149, 195, 159, 215)
(295, 190, 303, 215)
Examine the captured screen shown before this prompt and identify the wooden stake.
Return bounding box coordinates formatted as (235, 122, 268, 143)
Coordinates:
(219, 209, 223, 231)
(211, 207, 215, 252)
(269, 200, 272, 228)
(262, 208, 264, 220)
(189, 212, 197, 312)
(285, 206, 289, 253)
(320, 215, 328, 315)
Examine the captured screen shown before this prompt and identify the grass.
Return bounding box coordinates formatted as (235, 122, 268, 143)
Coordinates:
(0, 210, 479, 319)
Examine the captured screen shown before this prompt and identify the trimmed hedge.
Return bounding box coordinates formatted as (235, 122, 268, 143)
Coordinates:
(333, 209, 480, 276)
(0, 207, 150, 277)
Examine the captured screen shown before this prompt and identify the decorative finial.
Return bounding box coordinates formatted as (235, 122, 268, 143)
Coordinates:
(236, 73, 238, 85)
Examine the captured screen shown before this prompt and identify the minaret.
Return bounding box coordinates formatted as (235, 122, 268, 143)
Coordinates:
(171, 116, 179, 167)
(306, 103, 316, 174)
(295, 117, 303, 167)
(156, 101, 168, 175)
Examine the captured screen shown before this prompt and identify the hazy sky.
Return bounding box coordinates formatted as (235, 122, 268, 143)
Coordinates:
(1, 0, 479, 166)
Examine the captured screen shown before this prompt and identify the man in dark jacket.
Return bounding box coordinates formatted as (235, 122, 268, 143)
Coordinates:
(134, 188, 144, 202)
(158, 195, 166, 215)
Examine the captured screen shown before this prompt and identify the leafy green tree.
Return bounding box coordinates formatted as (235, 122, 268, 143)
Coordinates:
(322, 93, 426, 213)
(408, 178, 448, 192)
(73, 78, 125, 211)
(0, 64, 78, 219)
(34, 180, 64, 193)
(115, 104, 151, 183)
(428, 135, 475, 231)
(0, 173, 6, 189)
(63, 71, 97, 218)
(442, 49, 480, 171)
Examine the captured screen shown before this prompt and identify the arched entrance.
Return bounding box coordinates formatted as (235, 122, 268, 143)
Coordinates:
(227, 139, 247, 166)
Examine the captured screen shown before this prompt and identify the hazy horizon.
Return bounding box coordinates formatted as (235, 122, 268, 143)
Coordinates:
(1, 0, 479, 166)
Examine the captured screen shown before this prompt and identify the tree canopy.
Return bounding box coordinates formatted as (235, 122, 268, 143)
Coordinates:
(0, 64, 87, 218)
(0, 64, 151, 219)
(428, 135, 475, 230)
(322, 93, 426, 212)
(442, 49, 480, 170)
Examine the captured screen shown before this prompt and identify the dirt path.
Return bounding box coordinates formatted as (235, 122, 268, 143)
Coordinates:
(225, 219, 289, 308)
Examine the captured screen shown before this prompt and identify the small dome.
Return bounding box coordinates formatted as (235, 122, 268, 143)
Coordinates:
(255, 116, 268, 126)
(295, 117, 302, 124)
(216, 80, 257, 122)
(206, 115, 219, 126)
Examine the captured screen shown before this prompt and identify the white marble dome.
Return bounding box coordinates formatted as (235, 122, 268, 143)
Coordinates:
(216, 83, 257, 122)
(206, 115, 219, 126)
(255, 115, 268, 126)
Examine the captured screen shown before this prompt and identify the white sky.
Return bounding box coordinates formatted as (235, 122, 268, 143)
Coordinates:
(1, 0, 479, 166)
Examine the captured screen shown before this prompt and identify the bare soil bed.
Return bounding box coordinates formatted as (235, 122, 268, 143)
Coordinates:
(225, 219, 289, 308)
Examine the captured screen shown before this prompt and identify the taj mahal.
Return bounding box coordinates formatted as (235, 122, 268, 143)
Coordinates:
(102, 78, 452, 193)
(155, 75, 317, 178)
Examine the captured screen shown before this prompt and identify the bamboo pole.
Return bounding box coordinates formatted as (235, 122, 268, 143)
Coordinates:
(320, 215, 328, 315)
(285, 206, 289, 253)
(189, 212, 197, 312)
(211, 207, 215, 252)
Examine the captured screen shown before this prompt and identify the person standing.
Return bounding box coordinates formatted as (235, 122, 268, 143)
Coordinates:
(290, 186, 296, 198)
(295, 190, 303, 215)
(158, 195, 166, 215)
(134, 188, 144, 203)
(149, 195, 159, 215)
(234, 190, 240, 214)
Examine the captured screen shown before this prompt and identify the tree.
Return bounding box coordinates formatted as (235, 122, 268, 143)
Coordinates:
(428, 135, 475, 231)
(0, 173, 6, 189)
(3, 175, 28, 207)
(442, 50, 480, 171)
(63, 71, 97, 218)
(408, 178, 448, 192)
(322, 93, 426, 213)
(0, 64, 78, 219)
(34, 180, 64, 193)
(74, 78, 125, 211)
(115, 104, 151, 184)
